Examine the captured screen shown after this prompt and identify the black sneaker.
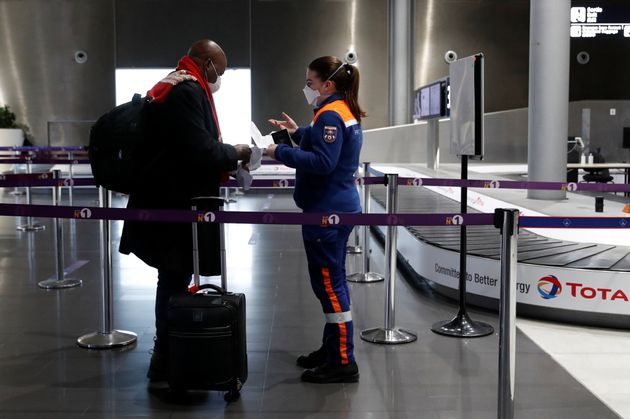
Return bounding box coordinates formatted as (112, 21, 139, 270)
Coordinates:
(301, 362, 359, 384)
(296, 346, 327, 369)
(147, 349, 168, 381)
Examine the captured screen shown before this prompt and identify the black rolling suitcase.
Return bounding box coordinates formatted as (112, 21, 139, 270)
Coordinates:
(167, 197, 247, 402)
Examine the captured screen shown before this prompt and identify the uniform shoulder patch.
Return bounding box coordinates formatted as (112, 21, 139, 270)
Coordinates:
(323, 125, 337, 144)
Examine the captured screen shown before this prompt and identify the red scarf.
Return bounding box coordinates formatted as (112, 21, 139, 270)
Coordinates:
(147, 56, 228, 182)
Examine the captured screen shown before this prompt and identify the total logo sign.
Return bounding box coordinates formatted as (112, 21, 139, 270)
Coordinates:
(537, 275, 562, 299)
(537, 275, 629, 302)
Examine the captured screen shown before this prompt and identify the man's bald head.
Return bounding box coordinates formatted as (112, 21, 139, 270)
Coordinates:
(188, 39, 227, 83)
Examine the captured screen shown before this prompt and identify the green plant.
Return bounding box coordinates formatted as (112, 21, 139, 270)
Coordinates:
(0, 105, 18, 129)
(0, 105, 33, 143)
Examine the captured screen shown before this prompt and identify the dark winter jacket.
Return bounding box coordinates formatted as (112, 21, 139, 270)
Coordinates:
(119, 81, 238, 275)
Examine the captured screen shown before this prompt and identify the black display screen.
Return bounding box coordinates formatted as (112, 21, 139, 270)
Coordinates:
(413, 80, 447, 121)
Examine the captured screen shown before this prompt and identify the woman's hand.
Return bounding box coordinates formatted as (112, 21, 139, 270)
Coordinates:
(265, 144, 278, 160)
(268, 112, 298, 135)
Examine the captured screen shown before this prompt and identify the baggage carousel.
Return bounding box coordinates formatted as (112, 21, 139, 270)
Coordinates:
(369, 185, 630, 329)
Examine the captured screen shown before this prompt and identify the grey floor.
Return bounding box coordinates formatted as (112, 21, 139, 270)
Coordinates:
(0, 188, 620, 418)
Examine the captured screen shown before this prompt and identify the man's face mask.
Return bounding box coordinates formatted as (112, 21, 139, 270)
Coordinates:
(210, 75, 221, 94)
(207, 60, 222, 94)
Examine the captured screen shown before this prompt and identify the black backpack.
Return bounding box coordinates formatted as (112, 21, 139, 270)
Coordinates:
(88, 94, 150, 194)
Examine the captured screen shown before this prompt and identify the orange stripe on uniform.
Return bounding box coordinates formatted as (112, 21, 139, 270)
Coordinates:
(322, 268, 342, 313)
(312, 100, 355, 125)
(322, 268, 349, 364)
(338, 323, 348, 365)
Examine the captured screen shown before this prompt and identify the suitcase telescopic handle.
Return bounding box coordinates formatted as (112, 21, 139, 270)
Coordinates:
(195, 283, 226, 294)
(191, 196, 227, 291)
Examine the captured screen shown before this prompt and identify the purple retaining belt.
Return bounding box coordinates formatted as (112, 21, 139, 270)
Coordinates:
(0, 176, 293, 189)
(519, 216, 630, 229)
(365, 166, 630, 193)
(0, 203, 494, 226)
(0, 173, 96, 188)
(222, 179, 295, 188)
(0, 170, 629, 193)
(0, 202, 628, 228)
(1, 154, 627, 192)
(394, 176, 630, 193)
(0, 146, 86, 152)
(0, 158, 90, 164)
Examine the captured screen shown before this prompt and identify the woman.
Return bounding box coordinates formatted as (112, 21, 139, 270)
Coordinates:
(266, 56, 365, 383)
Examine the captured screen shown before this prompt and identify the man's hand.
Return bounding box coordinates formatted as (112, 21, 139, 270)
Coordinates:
(161, 69, 196, 85)
(234, 144, 252, 163)
(265, 144, 278, 160)
(268, 112, 298, 135)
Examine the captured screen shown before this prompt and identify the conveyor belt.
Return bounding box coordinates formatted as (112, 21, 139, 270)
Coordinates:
(371, 186, 630, 272)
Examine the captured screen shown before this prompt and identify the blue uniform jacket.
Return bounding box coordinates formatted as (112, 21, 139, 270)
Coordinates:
(275, 93, 362, 213)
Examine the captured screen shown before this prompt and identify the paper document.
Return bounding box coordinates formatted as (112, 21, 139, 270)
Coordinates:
(235, 165, 253, 190)
(250, 121, 274, 149)
(248, 146, 262, 171)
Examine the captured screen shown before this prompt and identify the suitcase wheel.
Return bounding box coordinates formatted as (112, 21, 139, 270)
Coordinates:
(224, 390, 240, 403)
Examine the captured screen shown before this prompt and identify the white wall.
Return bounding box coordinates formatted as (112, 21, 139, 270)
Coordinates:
(115, 68, 251, 145)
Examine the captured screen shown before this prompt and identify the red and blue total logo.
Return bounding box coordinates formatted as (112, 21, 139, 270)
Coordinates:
(537, 275, 562, 299)
(537, 275, 629, 302)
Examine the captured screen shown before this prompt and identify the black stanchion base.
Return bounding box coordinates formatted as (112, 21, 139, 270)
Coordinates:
(431, 311, 494, 338)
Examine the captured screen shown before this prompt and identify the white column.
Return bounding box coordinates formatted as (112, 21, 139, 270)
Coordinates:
(388, 0, 414, 126)
(527, 0, 571, 199)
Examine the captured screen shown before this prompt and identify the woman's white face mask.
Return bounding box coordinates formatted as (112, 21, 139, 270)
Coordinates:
(303, 64, 345, 106)
(302, 84, 320, 105)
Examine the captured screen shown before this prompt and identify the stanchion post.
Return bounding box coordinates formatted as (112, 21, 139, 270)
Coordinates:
(17, 155, 45, 231)
(348, 162, 385, 283)
(102, 188, 114, 333)
(77, 187, 137, 349)
(360, 173, 417, 344)
(9, 149, 25, 196)
(431, 155, 494, 338)
(220, 203, 228, 291)
(38, 170, 82, 289)
(495, 208, 519, 419)
(347, 170, 362, 254)
(191, 202, 201, 287)
(67, 151, 74, 206)
(222, 186, 236, 204)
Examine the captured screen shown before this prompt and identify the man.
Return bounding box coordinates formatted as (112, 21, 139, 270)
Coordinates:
(119, 39, 251, 380)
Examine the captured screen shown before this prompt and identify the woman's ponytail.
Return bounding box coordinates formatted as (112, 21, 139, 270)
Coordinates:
(342, 64, 366, 124)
